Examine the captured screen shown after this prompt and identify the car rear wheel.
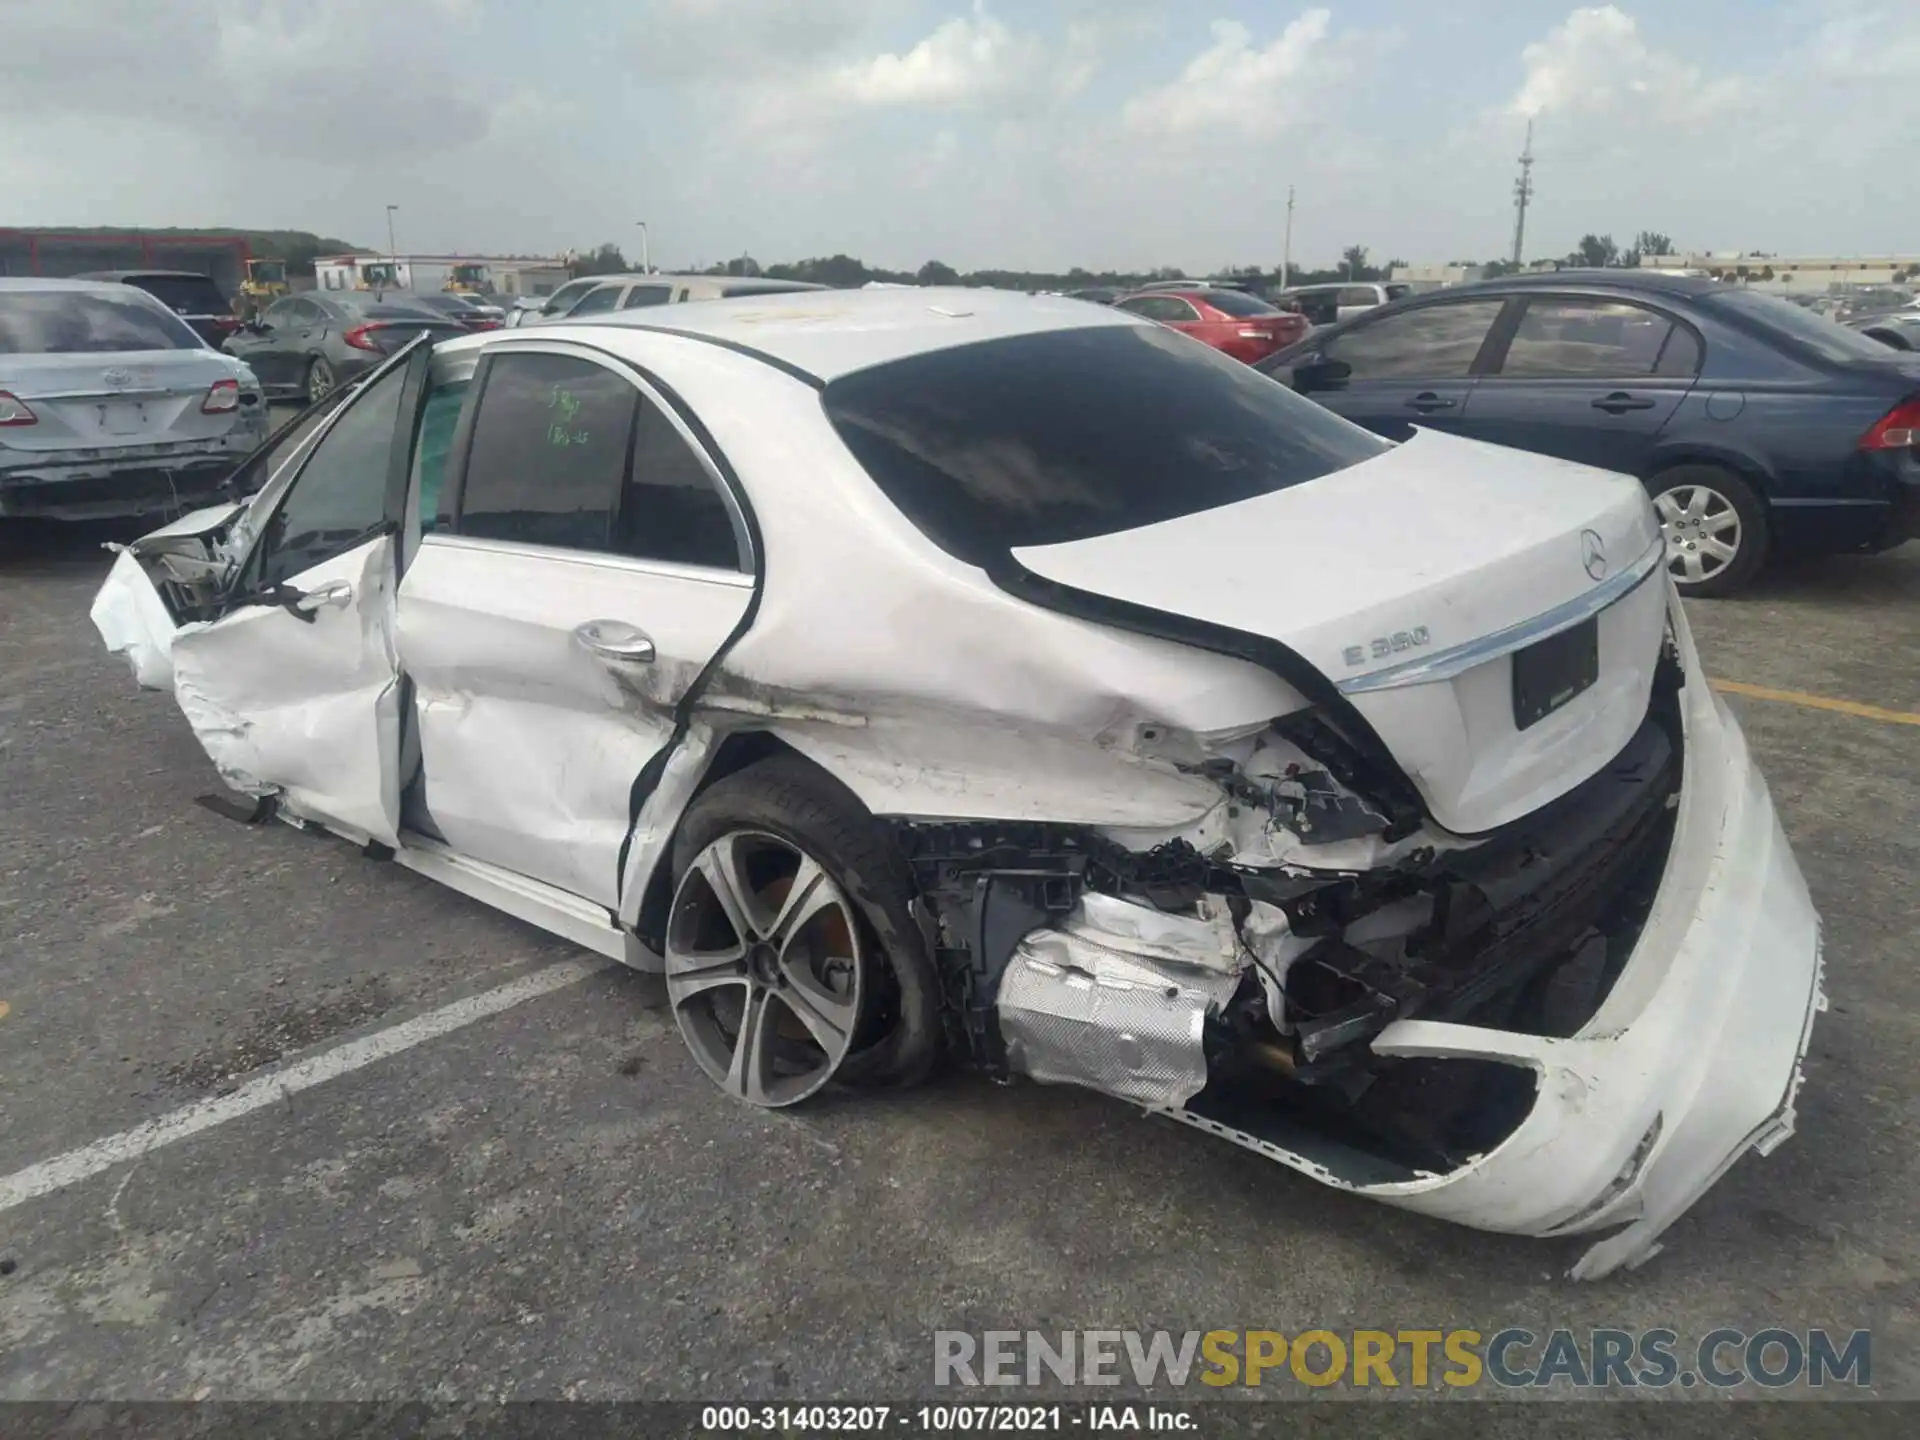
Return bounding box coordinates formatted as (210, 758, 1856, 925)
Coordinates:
(305, 356, 336, 405)
(1647, 465, 1768, 597)
(664, 757, 940, 1107)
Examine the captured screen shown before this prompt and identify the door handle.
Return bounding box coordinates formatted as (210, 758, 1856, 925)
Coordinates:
(291, 579, 353, 614)
(573, 619, 656, 663)
(1592, 392, 1658, 413)
(1406, 392, 1457, 412)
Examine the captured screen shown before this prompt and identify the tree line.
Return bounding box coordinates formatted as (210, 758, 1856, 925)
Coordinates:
(565, 242, 1418, 292)
(565, 229, 1682, 292)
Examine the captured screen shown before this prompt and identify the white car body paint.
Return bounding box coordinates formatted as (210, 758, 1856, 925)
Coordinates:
(88, 289, 1823, 1279)
(1012, 428, 1669, 834)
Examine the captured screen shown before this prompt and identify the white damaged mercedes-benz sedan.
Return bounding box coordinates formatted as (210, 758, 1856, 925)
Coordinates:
(91, 288, 1824, 1279)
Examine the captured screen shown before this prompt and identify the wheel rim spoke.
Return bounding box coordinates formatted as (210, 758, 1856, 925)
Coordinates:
(766, 856, 836, 952)
(725, 986, 778, 1104)
(666, 951, 747, 999)
(1680, 550, 1707, 581)
(777, 956, 858, 1052)
(1700, 536, 1738, 563)
(1683, 488, 1709, 520)
(1702, 510, 1739, 538)
(1653, 492, 1687, 524)
(697, 837, 764, 945)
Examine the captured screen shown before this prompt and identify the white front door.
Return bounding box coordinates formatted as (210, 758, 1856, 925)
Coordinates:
(165, 353, 424, 844)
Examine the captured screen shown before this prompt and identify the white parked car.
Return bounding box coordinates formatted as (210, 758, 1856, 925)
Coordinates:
(91, 289, 1823, 1278)
(0, 278, 269, 521)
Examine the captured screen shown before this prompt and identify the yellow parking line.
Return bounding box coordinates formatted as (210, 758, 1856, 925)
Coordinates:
(1711, 679, 1920, 727)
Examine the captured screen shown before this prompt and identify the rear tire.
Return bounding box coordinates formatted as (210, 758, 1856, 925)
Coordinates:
(305, 356, 336, 406)
(665, 757, 941, 1103)
(1646, 465, 1768, 597)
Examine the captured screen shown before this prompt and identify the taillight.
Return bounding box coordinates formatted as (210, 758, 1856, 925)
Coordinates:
(0, 390, 36, 426)
(201, 378, 241, 414)
(468, 318, 502, 331)
(1860, 397, 1920, 451)
(343, 323, 386, 352)
(1237, 327, 1275, 340)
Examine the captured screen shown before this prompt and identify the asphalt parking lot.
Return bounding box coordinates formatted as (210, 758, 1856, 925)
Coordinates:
(1, 505, 1916, 1407)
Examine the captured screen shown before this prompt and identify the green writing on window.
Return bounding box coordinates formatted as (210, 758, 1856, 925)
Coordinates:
(547, 385, 590, 449)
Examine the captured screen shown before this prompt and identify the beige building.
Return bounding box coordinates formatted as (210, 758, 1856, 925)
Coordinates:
(1640, 252, 1919, 292)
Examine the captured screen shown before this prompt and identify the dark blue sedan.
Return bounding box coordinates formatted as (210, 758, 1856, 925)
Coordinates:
(1259, 271, 1920, 594)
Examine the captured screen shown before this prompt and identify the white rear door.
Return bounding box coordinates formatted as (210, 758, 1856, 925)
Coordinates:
(395, 341, 754, 909)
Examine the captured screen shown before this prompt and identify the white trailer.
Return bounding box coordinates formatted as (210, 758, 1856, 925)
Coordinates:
(312, 255, 547, 296)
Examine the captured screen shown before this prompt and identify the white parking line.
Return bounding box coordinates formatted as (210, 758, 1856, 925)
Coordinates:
(0, 958, 610, 1215)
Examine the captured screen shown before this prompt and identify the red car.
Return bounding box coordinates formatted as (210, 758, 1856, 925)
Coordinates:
(1112, 287, 1308, 364)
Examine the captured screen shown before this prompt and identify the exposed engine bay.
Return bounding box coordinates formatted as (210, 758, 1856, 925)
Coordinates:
(893, 642, 1686, 1187)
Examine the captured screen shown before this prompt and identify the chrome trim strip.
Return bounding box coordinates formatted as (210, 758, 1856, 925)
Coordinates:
(418, 532, 754, 588)
(1336, 535, 1667, 694)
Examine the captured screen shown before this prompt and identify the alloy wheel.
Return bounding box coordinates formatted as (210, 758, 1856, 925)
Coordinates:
(308, 358, 335, 403)
(1653, 484, 1741, 586)
(664, 830, 865, 1108)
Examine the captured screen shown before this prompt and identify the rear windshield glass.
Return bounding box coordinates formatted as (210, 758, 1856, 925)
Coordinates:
(1702, 288, 1898, 364)
(125, 274, 229, 314)
(721, 282, 818, 298)
(1203, 289, 1281, 317)
(821, 324, 1390, 567)
(0, 289, 202, 354)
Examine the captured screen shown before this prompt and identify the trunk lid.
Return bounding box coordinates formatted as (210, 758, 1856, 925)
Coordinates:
(0, 348, 251, 453)
(1011, 428, 1670, 835)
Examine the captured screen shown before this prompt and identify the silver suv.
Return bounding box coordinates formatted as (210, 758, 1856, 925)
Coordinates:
(511, 274, 826, 327)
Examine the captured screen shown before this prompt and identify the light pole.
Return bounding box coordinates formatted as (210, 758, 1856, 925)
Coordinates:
(1281, 185, 1294, 290)
(635, 221, 650, 274)
(385, 204, 400, 284)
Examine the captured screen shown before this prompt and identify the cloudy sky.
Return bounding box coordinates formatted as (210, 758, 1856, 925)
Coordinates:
(2, 0, 1914, 273)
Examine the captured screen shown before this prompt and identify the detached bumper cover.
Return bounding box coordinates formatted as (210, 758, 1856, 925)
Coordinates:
(1170, 599, 1824, 1279)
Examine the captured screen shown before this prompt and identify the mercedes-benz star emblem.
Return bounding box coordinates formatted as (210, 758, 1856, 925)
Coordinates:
(1580, 529, 1608, 582)
(101, 367, 132, 387)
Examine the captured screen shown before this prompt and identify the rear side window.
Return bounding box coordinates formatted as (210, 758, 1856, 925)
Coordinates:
(821, 324, 1390, 568)
(1321, 299, 1507, 379)
(451, 351, 740, 568)
(0, 289, 201, 354)
(1204, 290, 1280, 318)
(1500, 298, 1699, 378)
(620, 286, 674, 309)
(1338, 287, 1381, 307)
(125, 275, 229, 314)
(456, 353, 637, 549)
(621, 405, 742, 570)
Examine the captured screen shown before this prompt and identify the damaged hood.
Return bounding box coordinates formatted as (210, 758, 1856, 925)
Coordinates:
(1012, 429, 1669, 834)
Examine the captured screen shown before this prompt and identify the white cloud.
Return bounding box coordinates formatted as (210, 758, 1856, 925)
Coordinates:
(832, 5, 1046, 108)
(1506, 6, 1747, 125)
(1122, 11, 1344, 139)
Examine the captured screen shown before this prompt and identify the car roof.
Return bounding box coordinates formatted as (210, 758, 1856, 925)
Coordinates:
(499, 286, 1142, 383)
(71, 269, 215, 282)
(1453, 269, 1734, 299)
(0, 276, 129, 293)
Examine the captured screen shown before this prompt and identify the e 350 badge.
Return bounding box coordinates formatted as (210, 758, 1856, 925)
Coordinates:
(1343, 627, 1430, 667)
